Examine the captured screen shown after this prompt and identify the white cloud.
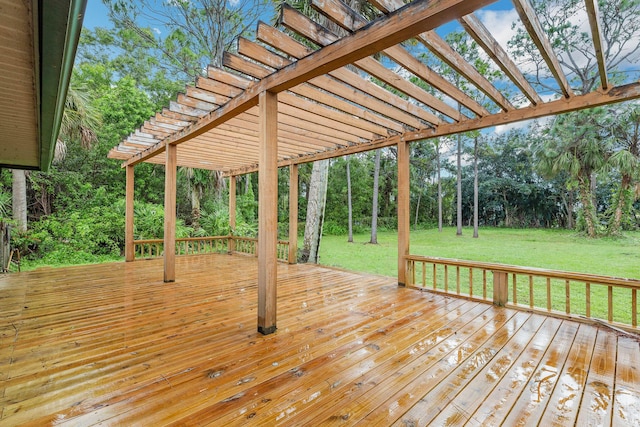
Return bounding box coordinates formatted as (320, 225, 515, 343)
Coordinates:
(475, 9, 521, 56)
(153, 27, 161, 35)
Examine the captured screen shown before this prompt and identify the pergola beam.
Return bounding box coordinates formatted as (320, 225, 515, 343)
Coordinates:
(287, 3, 484, 119)
(460, 13, 543, 106)
(120, 0, 498, 168)
(368, 0, 513, 111)
(228, 45, 430, 129)
(225, 81, 640, 176)
(512, 0, 574, 98)
(585, 0, 608, 90)
(277, 7, 442, 125)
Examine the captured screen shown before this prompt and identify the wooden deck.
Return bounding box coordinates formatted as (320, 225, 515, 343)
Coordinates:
(1, 254, 639, 426)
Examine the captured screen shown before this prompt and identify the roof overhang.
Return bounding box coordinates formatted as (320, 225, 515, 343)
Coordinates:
(0, 0, 87, 171)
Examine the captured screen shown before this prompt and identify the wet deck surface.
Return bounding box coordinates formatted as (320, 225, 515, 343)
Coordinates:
(1, 254, 639, 426)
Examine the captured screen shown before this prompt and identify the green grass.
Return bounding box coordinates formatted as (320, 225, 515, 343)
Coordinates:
(316, 227, 640, 325)
(317, 227, 640, 279)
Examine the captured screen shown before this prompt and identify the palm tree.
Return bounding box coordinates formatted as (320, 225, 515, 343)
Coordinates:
(179, 167, 225, 230)
(607, 103, 640, 234)
(536, 109, 610, 238)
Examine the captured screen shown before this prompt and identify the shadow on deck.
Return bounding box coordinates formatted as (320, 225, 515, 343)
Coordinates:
(1, 254, 639, 425)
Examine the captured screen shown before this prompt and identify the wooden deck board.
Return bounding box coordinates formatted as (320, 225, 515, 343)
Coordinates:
(0, 254, 638, 426)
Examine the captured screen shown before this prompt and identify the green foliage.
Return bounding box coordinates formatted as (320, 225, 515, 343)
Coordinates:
(115, 200, 192, 240)
(0, 187, 11, 219)
(14, 205, 124, 266)
(508, 0, 640, 94)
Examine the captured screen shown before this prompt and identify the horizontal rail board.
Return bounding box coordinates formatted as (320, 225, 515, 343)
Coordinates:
(133, 236, 289, 263)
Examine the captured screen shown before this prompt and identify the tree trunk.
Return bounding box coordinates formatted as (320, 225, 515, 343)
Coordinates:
(578, 177, 597, 238)
(456, 133, 462, 236)
(190, 183, 201, 230)
(414, 191, 421, 228)
(567, 189, 575, 229)
(302, 159, 329, 263)
(436, 139, 442, 232)
(503, 191, 510, 227)
(610, 174, 631, 234)
(370, 150, 381, 244)
(12, 169, 27, 233)
(346, 157, 353, 243)
(473, 137, 479, 238)
(590, 172, 597, 210)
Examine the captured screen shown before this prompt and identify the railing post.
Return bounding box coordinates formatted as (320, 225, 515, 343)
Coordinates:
(229, 175, 236, 254)
(125, 165, 135, 262)
(493, 270, 508, 307)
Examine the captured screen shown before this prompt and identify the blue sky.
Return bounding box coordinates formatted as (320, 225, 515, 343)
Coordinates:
(84, 0, 111, 29)
(82, 0, 518, 30)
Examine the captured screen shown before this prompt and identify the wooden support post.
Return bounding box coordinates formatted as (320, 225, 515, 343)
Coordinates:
(164, 143, 177, 283)
(125, 165, 135, 262)
(288, 164, 298, 264)
(258, 91, 278, 335)
(397, 140, 410, 286)
(493, 271, 508, 306)
(229, 175, 236, 253)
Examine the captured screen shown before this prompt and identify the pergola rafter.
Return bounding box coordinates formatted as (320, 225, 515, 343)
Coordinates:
(109, 0, 640, 334)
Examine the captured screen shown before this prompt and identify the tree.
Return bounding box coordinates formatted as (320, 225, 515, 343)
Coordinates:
(473, 135, 479, 238)
(509, 0, 640, 95)
(11, 170, 27, 233)
(456, 132, 463, 236)
(370, 149, 381, 244)
(301, 160, 329, 263)
(104, 0, 270, 79)
(179, 167, 225, 230)
(282, 0, 378, 257)
(607, 102, 640, 233)
(436, 139, 443, 232)
(431, 30, 501, 235)
(536, 109, 611, 237)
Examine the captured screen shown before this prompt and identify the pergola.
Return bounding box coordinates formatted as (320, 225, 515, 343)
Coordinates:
(109, 0, 640, 335)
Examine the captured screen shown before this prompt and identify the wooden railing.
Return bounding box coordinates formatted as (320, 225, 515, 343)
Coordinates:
(406, 255, 640, 331)
(229, 237, 290, 262)
(134, 237, 229, 258)
(133, 236, 290, 263)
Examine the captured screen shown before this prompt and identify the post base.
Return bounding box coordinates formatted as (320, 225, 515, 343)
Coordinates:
(258, 325, 277, 335)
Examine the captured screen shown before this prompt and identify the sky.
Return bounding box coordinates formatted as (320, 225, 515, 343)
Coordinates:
(84, 0, 111, 29)
(83, 0, 519, 30)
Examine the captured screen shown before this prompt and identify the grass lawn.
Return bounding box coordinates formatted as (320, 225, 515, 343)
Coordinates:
(317, 227, 640, 325)
(316, 227, 640, 279)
